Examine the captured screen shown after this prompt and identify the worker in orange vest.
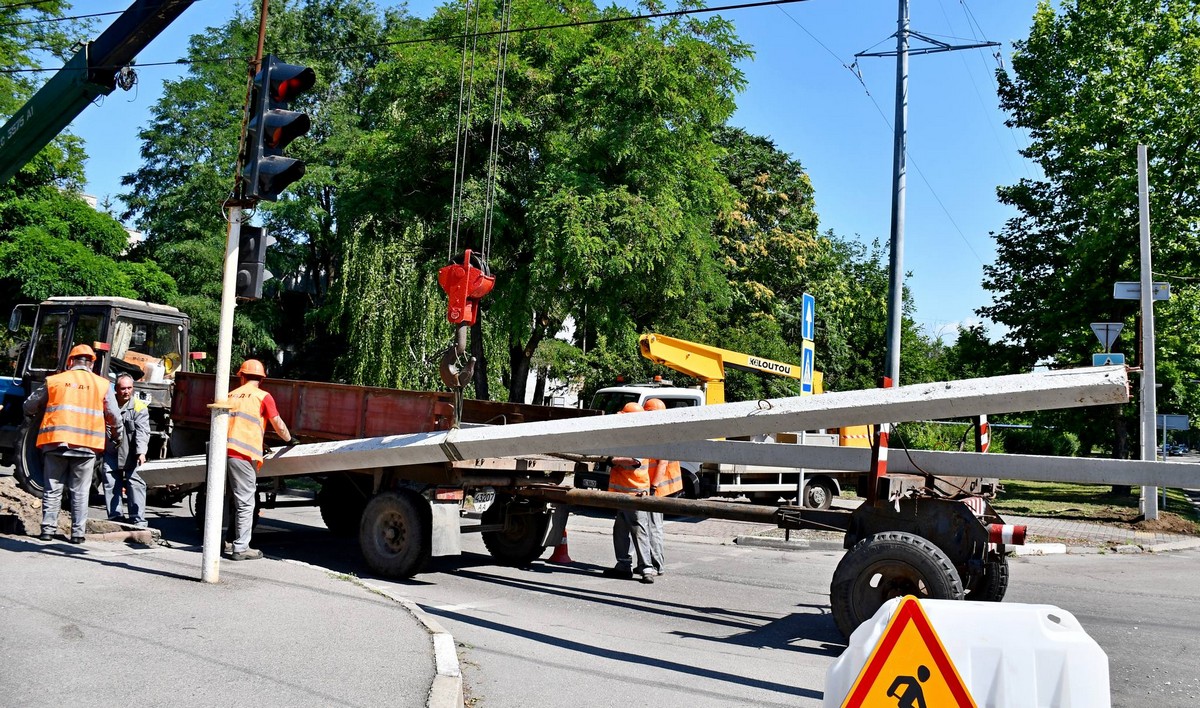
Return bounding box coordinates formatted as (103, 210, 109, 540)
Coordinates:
(23, 344, 121, 543)
(224, 359, 293, 560)
(603, 402, 657, 583)
(643, 397, 683, 575)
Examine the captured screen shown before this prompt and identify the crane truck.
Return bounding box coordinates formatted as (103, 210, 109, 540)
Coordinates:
(576, 333, 871, 508)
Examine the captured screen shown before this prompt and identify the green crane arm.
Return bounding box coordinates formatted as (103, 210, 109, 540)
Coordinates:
(0, 0, 195, 185)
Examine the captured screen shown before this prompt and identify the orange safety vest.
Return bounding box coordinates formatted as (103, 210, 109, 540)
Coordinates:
(608, 458, 650, 495)
(649, 458, 683, 497)
(227, 384, 268, 467)
(37, 369, 109, 452)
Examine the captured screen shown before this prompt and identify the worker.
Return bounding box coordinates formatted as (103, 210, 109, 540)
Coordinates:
(643, 397, 683, 575)
(23, 344, 120, 543)
(603, 402, 657, 583)
(225, 358, 293, 561)
(102, 373, 150, 527)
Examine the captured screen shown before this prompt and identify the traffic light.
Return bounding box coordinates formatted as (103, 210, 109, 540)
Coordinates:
(236, 226, 275, 300)
(240, 54, 315, 202)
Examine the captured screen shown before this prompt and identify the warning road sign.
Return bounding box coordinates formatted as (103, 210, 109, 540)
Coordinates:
(841, 596, 976, 708)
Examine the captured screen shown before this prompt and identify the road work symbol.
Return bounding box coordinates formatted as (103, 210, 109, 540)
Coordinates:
(839, 596, 976, 708)
(886, 665, 930, 708)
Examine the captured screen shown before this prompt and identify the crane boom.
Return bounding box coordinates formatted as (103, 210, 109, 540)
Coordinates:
(638, 332, 804, 404)
(0, 0, 195, 185)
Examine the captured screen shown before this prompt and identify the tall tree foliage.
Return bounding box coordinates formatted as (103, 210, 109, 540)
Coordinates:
(334, 0, 750, 400)
(984, 0, 1200, 451)
(0, 3, 173, 318)
(121, 0, 391, 366)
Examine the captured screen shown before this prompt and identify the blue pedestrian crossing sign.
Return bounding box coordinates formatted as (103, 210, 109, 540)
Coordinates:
(801, 340, 815, 395)
(1092, 353, 1125, 366)
(801, 293, 815, 342)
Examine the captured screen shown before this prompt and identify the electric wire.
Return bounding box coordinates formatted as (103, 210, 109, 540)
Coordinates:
(0, 0, 817, 75)
(0, 9, 122, 27)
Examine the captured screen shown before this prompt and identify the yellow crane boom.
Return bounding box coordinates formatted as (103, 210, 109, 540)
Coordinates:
(638, 333, 813, 405)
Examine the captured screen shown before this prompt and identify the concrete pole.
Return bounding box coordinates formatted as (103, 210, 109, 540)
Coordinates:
(884, 0, 909, 386)
(1137, 144, 1158, 520)
(201, 207, 242, 582)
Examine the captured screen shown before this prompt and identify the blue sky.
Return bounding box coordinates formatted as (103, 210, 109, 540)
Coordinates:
(64, 0, 1041, 341)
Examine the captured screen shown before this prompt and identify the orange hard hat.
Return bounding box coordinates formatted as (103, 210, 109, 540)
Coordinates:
(68, 344, 96, 361)
(619, 402, 644, 414)
(237, 359, 267, 378)
(643, 398, 666, 411)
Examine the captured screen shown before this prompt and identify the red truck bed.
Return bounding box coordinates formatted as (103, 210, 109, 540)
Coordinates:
(170, 372, 598, 441)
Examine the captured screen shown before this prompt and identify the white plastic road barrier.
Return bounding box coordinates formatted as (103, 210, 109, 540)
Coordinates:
(824, 597, 1110, 707)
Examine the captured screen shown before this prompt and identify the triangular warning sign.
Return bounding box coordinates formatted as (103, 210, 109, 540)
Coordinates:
(841, 596, 976, 708)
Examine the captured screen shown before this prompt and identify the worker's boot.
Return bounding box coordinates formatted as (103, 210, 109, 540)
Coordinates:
(230, 548, 263, 561)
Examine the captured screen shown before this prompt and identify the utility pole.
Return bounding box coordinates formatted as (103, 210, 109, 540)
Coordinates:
(201, 0, 271, 584)
(1136, 144, 1158, 520)
(856, 0, 997, 386)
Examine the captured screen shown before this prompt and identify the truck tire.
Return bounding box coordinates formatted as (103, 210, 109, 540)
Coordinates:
(317, 474, 370, 537)
(359, 490, 431, 578)
(802, 478, 836, 510)
(14, 424, 44, 496)
(481, 497, 550, 566)
(830, 531, 964, 639)
(965, 555, 1009, 602)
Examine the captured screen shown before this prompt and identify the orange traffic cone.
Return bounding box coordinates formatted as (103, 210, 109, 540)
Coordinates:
(547, 529, 573, 564)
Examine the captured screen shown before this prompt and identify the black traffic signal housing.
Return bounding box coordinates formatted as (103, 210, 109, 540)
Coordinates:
(236, 226, 274, 300)
(241, 54, 315, 202)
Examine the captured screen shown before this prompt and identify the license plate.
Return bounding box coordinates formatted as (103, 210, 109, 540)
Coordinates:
(581, 478, 597, 489)
(471, 488, 496, 514)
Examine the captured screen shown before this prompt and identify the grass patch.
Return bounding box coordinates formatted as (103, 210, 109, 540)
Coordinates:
(993, 480, 1199, 533)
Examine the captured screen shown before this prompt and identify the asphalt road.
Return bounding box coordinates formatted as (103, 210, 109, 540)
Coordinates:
(146, 499, 1200, 707)
(6, 470, 1197, 708)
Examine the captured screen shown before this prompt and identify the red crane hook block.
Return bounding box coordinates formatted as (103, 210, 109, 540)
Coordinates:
(437, 249, 496, 326)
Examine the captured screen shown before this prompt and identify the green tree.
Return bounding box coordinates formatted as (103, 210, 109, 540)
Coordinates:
(121, 0, 391, 365)
(334, 0, 750, 400)
(984, 0, 1200, 453)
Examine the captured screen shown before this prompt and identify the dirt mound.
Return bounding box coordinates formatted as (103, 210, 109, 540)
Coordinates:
(0, 476, 73, 536)
(1132, 512, 1198, 535)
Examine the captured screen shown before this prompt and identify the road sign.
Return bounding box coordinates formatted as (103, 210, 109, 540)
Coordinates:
(841, 596, 976, 707)
(800, 340, 815, 395)
(1092, 353, 1125, 366)
(801, 292, 815, 341)
(1113, 281, 1170, 300)
(1089, 322, 1123, 351)
(1156, 414, 1188, 431)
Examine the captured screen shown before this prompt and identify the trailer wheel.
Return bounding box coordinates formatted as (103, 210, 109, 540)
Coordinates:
(965, 556, 1009, 602)
(359, 490, 431, 578)
(481, 497, 550, 566)
(317, 474, 370, 537)
(830, 531, 964, 639)
(802, 479, 836, 510)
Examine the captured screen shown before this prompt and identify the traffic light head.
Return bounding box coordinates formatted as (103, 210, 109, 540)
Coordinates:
(240, 55, 315, 202)
(236, 225, 276, 300)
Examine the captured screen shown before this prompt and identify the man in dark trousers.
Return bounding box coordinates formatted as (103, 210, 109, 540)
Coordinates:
(102, 373, 150, 527)
(225, 359, 293, 560)
(24, 344, 121, 543)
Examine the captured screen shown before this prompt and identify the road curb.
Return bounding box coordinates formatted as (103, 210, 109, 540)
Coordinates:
(280, 560, 463, 708)
(361, 581, 464, 708)
(1013, 543, 1066, 556)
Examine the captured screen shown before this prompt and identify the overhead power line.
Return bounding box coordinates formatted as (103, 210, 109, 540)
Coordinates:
(0, 9, 123, 28)
(0, 0, 815, 74)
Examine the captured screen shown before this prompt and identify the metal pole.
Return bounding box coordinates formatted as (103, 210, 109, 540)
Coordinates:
(1137, 144, 1158, 520)
(884, 0, 909, 386)
(201, 207, 242, 582)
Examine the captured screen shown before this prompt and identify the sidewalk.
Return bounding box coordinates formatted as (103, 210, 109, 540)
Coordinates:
(0, 535, 445, 708)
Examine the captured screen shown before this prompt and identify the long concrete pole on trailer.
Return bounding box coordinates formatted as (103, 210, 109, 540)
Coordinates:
(142, 366, 1129, 486)
(1137, 144, 1159, 520)
(598, 438, 1200, 489)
